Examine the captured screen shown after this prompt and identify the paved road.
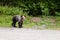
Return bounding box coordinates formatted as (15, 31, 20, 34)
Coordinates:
(0, 28, 60, 40)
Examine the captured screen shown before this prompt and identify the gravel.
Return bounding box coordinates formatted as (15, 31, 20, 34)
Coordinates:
(0, 28, 60, 40)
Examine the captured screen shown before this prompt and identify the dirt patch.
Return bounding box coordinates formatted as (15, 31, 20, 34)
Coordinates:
(31, 17, 42, 22)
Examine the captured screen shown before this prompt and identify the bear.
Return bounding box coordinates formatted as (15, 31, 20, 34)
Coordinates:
(12, 15, 26, 28)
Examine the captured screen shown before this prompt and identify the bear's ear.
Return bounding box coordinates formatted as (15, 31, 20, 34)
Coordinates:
(24, 16, 26, 17)
(21, 15, 22, 17)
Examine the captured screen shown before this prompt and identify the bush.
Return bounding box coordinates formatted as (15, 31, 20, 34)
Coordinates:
(0, 6, 25, 15)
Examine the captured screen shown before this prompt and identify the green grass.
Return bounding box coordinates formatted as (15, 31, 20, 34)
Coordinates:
(0, 15, 12, 27)
(0, 15, 60, 30)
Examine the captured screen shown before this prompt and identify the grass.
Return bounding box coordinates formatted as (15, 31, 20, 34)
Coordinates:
(0, 15, 12, 27)
(0, 15, 60, 30)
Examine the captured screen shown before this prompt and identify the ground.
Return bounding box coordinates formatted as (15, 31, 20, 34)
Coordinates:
(0, 28, 60, 40)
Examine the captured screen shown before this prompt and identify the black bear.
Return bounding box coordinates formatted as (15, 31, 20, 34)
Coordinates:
(12, 15, 26, 28)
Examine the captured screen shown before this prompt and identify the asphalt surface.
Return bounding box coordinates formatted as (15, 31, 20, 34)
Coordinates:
(0, 28, 60, 40)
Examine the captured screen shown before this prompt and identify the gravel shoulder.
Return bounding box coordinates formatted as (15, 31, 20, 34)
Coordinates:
(0, 28, 60, 40)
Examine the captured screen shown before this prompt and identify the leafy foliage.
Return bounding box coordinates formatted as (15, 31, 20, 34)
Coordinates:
(0, 0, 60, 16)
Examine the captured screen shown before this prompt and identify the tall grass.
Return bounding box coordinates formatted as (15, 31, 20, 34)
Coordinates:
(0, 15, 12, 27)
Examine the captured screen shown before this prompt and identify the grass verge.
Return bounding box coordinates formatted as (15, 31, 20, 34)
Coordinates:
(0, 15, 60, 30)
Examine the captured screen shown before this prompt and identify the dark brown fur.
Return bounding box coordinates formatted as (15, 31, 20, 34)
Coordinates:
(12, 15, 25, 28)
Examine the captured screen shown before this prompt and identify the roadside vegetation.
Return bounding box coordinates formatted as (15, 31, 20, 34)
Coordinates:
(0, 0, 60, 29)
(0, 15, 60, 29)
